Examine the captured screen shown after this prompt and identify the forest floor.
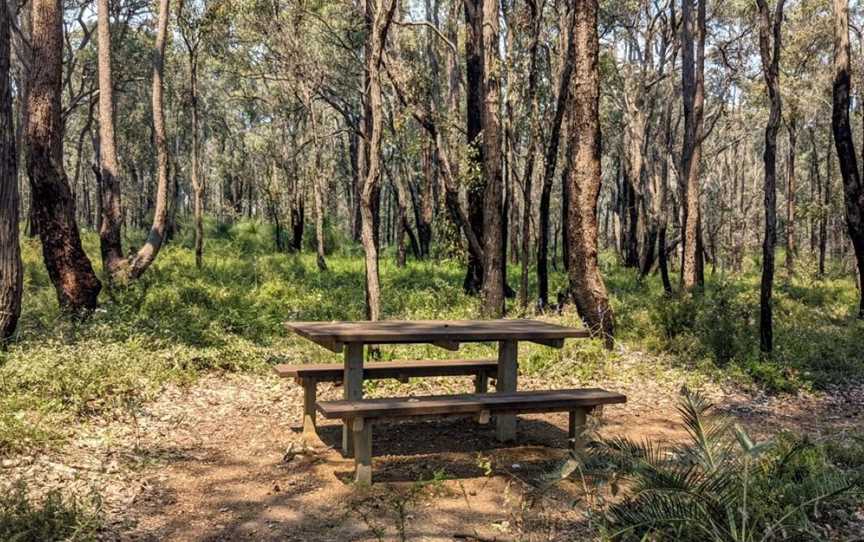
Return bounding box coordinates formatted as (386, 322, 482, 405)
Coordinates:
(4, 351, 863, 541)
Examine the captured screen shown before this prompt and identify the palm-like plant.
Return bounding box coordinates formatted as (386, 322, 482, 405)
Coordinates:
(576, 388, 862, 541)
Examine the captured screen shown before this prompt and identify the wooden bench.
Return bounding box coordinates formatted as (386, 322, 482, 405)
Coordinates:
(274, 359, 498, 438)
(317, 388, 627, 483)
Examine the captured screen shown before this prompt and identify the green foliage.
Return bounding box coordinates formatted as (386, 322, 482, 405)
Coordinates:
(0, 481, 102, 542)
(4, 226, 864, 458)
(578, 388, 863, 541)
(606, 259, 864, 392)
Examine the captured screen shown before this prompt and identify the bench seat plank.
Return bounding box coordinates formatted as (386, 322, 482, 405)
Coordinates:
(274, 359, 498, 381)
(317, 388, 626, 419)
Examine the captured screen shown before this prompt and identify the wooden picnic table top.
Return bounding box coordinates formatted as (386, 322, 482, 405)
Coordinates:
(285, 319, 590, 352)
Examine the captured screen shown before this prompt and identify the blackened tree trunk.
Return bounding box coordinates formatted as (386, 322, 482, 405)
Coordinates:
(26, 0, 101, 312)
(832, 0, 864, 317)
(463, 0, 485, 294)
(127, 0, 171, 280)
(96, 0, 126, 279)
(567, 0, 614, 348)
(756, 0, 785, 354)
(537, 6, 575, 309)
(0, 0, 21, 341)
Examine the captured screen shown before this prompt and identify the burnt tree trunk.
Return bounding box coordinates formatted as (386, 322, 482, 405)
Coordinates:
(832, 0, 864, 317)
(537, 4, 575, 309)
(0, 0, 21, 341)
(26, 0, 101, 312)
(567, 0, 614, 347)
(756, 0, 785, 354)
(463, 0, 485, 294)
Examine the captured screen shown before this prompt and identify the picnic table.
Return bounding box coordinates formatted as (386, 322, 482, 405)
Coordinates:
(285, 319, 591, 451)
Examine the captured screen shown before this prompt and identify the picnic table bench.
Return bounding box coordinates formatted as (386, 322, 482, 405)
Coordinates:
(280, 319, 626, 483)
(319, 388, 626, 483)
(274, 358, 499, 438)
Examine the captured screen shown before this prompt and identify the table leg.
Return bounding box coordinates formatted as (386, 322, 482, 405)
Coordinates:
(496, 340, 518, 442)
(343, 342, 364, 456)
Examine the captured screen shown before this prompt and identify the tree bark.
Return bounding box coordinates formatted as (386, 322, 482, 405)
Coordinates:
(463, 0, 484, 295)
(178, 10, 205, 269)
(832, 0, 864, 317)
(756, 0, 785, 354)
(0, 0, 21, 341)
(479, 0, 505, 317)
(519, 1, 541, 312)
(537, 6, 576, 309)
(567, 0, 613, 348)
(679, 0, 706, 291)
(786, 111, 797, 272)
(26, 0, 101, 312)
(127, 0, 171, 280)
(360, 0, 396, 322)
(96, 0, 126, 279)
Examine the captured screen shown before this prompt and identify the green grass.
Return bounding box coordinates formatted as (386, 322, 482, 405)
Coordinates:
(1, 220, 862, 458)
(0, 480, 102, 541)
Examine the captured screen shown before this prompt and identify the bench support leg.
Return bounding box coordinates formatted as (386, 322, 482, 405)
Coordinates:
(568, 408, 588, 451)
(301, 378, 317, 442)
(496, 340, 518, 442)
(473, 370, 488, 394)
(353, 418, 372, 485)
(343, 342, 364, 457)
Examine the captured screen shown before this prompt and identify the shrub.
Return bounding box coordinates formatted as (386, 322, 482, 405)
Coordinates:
(573, 388, 863, 541)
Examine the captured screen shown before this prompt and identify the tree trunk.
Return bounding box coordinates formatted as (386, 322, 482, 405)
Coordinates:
(0, 0, 21, 341)
(679, 0, 706, 291)
(127, 0, 171, 280)
(756, 0, 785, 354)
(96, 0, 126, 279)
(26, 0, 101, 312)
(360, 0, 395, 322)
(463, 0, 484, 295)
(479, 0, 505, 317)
(786, 112, 797, 272)
(832, 0, 864, 317)
(187, 44, 204, 269)
(518, 1, 542, 312)
(537, 6, 575, 309)
(567, 0, 613, 348)
(819, 127, 829, 276)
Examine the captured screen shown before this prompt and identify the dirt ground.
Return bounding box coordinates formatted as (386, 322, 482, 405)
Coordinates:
(4, 354, 864, 541)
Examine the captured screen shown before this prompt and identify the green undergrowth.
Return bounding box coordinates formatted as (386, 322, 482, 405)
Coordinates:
(1, 220, 862, 457)
(603, 253, 864, 392)
(0, 480, 102, 541)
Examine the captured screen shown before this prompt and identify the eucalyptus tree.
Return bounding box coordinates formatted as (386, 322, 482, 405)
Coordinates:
(679, 0, 707, 291)
(0, 0, 20, 341)
(831, 0, 864, 318)
(26, 0, 101, 312)
(568, 0, 614, 347)
(755, 0, 785, 354)
(127, 0, 171, 279)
